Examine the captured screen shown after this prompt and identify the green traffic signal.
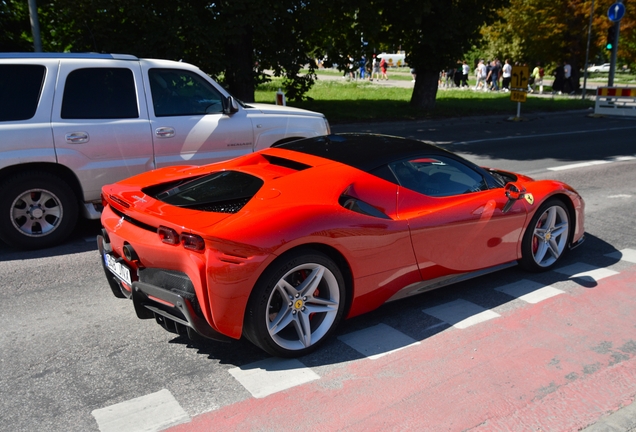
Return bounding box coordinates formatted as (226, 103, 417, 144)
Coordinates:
(606, 25, 617, 51)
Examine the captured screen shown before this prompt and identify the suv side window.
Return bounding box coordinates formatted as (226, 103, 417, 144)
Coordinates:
(149, 68, 224, 117)
(0, 64, 46, 121)
(389, 155, 488, 197)
(61, 68, 138, 119)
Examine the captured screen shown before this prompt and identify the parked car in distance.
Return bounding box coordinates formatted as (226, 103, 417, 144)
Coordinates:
(0, 53, 330, 250)
(98, 133, 585, 358)
(587, 63, 611, 73)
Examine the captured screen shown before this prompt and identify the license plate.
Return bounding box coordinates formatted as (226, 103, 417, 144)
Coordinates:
(104, 253, 132, 285)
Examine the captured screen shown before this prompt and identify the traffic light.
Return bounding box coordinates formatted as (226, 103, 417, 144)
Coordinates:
(606, 25, 617, 50)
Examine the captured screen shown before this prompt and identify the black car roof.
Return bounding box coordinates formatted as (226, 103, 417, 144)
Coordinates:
(275, 133, 456, 172)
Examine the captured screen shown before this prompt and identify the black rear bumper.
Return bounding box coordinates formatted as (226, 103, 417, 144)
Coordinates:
(131, 280, 232, 342)
(97, 234, 232, 343)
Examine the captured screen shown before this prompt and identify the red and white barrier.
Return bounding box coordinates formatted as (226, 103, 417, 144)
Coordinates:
(595, 87, 636, 116)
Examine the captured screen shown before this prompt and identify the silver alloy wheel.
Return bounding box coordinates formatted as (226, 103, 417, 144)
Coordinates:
(10, 188, 63, 237)
(531, 204, 569, 268)
(266, 263, 340, 351)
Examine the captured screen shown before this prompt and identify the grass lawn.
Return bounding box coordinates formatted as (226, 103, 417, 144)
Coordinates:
(255, 74, 595, 124)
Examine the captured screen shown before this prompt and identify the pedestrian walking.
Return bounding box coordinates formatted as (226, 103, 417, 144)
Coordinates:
(502, 59, 512, 91)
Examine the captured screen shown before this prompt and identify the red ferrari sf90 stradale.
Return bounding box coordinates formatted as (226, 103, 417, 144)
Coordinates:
(98, 134, 585, 357)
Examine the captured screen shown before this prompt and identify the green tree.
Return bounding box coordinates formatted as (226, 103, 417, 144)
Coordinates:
(480, 0, 636, 83)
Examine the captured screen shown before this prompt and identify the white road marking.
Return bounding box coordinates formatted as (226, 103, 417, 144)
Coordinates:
(548, 160, 611, 171)
(495, 279, 564, 304)
(608, 194, 632, 198)
(555, 262, 619, 281)
(228, 357, 319, 398)
(423, 299, 500, 329)
(605, 248, 636, 264)
(92, 389, 189, 432)
(454, 126, 636, 145)
(338, 323, 420, 359)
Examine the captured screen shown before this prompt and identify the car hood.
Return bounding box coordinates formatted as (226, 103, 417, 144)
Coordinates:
(244, 103, 325, 118)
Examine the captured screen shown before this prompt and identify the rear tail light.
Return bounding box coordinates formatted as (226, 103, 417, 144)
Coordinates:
(181, 233, 205, 251)
(158, 226, 180, 245)
(158, 226, 205, 252)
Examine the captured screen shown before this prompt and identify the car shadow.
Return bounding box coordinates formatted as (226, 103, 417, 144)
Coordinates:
(167, 233, 623, 369)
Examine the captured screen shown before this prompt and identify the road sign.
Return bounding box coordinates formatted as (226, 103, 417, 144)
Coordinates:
(608, 2, 625, 21)
(510, 90, 527, 103)
(511, 66, 529, 90)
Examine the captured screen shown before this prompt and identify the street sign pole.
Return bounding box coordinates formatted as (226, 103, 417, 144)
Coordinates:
(607, 1, 625, 87)
(608, 21, 620, 86)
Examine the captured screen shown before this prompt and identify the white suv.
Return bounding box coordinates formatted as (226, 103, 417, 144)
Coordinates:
(0, 53, 330, 249)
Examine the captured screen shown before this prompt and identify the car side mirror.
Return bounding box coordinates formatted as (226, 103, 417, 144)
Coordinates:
(502, 182, 526, 213)
(223, 96, 239, 115)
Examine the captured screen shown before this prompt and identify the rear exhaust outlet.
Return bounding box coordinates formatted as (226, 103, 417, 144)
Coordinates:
(122, 244, 139, 262)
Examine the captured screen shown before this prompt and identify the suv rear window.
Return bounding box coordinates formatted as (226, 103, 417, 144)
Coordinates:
(0, 65, 46, 121)
(61, 68, 138, 119)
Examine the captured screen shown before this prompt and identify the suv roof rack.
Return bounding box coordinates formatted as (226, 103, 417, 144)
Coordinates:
(0, 52, 139, 60)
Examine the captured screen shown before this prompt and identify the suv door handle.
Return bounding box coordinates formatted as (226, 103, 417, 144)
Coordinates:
(155, 127, 175, 138)
(65, 132, 89, 144)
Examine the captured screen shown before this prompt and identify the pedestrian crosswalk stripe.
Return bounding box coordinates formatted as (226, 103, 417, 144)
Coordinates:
(228, 357, 320, 399)
(338, 323, 420, 359)
(423, 299, 500, 329)
(495, 279, 564, 304)
(92, 389, 189, 432)
(555, 263, 619, 282)
(605, 248, 636, 264)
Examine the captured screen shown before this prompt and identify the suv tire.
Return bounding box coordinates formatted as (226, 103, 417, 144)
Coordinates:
(0, 172, 78, 249)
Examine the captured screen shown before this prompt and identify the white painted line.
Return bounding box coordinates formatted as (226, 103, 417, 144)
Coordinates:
(614, 156, 636, 161)
(607, 194, 632, 199)
(548, 160, 611, 171)
(555, 263, 619, 282)
(423, 299, 500, 329)
(228, 357, 319, 399)
(338, 323, 420, 359)
(495, 279, 564, 304)
(92, 389, 189, 432)
(605, 248, 636, 264)
(454, 126, 636, 145)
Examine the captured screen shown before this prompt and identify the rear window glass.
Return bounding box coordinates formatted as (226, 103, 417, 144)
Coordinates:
(0, 64, 46, 121)
(144, 171, 263, 213)
(62, 68, 138, 119)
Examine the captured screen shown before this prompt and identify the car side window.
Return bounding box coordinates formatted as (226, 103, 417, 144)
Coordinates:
(62, 68, 138, 119)
(0, 64, 46, 122)
(389, 156, 488, 197)
(149, 68, 224, 117)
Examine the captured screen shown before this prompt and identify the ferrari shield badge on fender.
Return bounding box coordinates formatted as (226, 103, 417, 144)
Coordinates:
(524, 193, 534, 205)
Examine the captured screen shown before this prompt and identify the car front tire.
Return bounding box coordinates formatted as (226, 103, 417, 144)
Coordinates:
(0, 172, 78, 250)
(244, 250, 346, 357)
(519, 199, 570, 272)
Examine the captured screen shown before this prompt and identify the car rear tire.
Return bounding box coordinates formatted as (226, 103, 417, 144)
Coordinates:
(244, 250, 346, 357)
(519, 199, 570, 272)
(0, 172, 78, 250)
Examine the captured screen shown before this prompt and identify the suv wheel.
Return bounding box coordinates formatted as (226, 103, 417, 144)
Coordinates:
(0, 172, 78, 249)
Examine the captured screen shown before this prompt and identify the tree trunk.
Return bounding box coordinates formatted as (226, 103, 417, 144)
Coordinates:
(223, 27, 255, 102)
(409, 70, 439, 111)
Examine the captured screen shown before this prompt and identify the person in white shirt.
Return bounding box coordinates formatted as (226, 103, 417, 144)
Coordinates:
(461, 61, 470, 87)
(563, 61, 574, 94)
(474, 60, 487, 90)
(501, 59, 512, 91)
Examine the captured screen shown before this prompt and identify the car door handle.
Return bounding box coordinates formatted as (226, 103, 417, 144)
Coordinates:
(65, 132, 89, 144)
(155, 127, 175, 138)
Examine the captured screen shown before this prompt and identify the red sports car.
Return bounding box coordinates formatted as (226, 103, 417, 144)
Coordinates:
(98, 134, 585, 357)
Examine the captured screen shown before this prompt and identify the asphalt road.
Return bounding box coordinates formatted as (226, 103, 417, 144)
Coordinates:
(1, 110, 636, 431)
